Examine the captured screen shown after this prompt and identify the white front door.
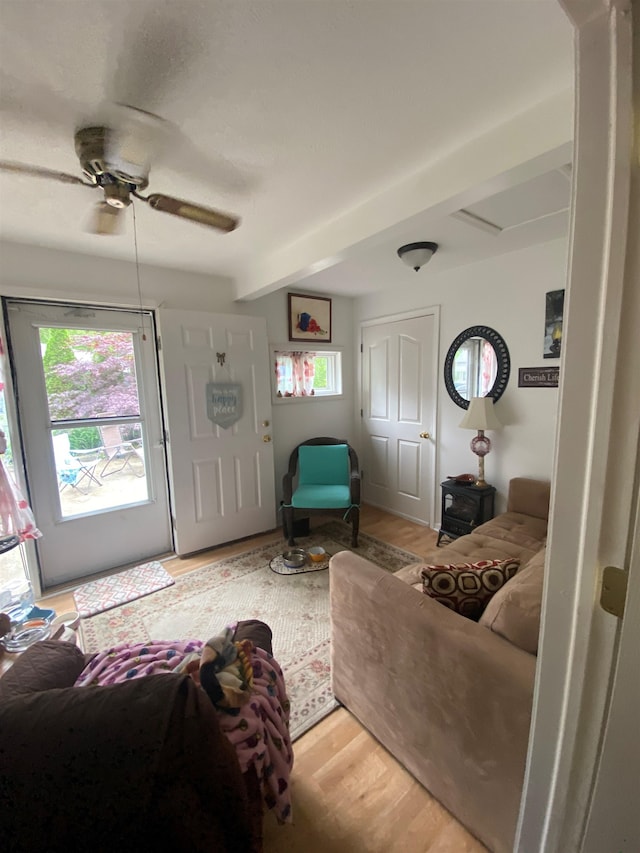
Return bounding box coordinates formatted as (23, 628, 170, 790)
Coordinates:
(361, 311, 438, 525)
(158, 309, 276, 555)
(7, 300, 172, 587)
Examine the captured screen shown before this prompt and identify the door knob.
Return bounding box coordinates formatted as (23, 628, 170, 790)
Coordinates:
(419, 432, 431, 439)
(263, 435, 272, 443)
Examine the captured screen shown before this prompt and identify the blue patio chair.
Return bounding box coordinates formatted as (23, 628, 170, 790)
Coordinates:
(282, 437, 360, 547)
(52, 433, 101, 493)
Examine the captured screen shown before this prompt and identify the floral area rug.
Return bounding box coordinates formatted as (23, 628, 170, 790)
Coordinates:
(79, 521, 421, 740)
(73, 561, 175, 618)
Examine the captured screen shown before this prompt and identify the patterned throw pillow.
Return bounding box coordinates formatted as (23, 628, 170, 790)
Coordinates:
(420, 558, 520, 621)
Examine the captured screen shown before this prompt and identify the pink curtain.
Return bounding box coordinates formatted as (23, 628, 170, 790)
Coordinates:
(480, 340, 497, 397)
(275, 352, 316, 397)
(0, 334, 42, 542)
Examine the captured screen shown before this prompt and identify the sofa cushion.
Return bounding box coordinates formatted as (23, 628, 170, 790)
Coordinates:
(474, 511, 548, 554)
(395, 531, 537, 587)
(479, 548, 545, 654)
(0, 639, 88, 700)
(292, 483, 351, 508)
(507, 477, 550, 520)
(420, 558, 520, 621)
(297, 443, 349, 485)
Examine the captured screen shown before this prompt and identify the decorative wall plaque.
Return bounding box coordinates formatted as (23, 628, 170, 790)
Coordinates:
(518, 367, 560, 388)
(206, 382, 243, 428)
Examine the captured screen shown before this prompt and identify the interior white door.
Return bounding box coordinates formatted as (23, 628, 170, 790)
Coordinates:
(361, 312, 437, 524)
(6, 301, 172, 587)
(159, 309, 276, 555)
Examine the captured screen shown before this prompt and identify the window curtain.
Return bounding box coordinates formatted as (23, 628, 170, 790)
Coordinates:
(275, 352, 316, 397)
(480, 340, 497, 397)
(0, 333, 41, 542)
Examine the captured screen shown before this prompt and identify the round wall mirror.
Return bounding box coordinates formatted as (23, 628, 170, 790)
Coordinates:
(444, 326, 510, 409)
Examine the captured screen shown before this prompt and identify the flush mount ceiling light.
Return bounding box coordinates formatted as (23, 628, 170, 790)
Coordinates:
(397, 241, 439, 272)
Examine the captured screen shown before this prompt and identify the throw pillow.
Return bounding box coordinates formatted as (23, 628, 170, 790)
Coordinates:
(479, 549, 545, 654)
(420, 558, 520, 621)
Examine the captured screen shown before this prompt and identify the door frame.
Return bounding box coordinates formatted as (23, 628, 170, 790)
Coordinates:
(2, 298, 174, 591)
(516, 1, 638, 849)
(359, 305, 440, 527)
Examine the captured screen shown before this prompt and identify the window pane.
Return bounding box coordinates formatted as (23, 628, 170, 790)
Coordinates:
(314, 356, 328, 389)
(54, 423, 147, 519)
(40, 328, 141, 421)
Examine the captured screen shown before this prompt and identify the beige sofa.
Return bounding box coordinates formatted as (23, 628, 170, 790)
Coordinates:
(329, 477, 550, 853)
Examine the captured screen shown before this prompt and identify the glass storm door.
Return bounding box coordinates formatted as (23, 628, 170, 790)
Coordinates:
(6, 300, 172, 588)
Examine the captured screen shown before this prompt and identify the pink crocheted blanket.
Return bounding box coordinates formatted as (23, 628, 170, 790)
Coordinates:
(75, 638, 293, 822)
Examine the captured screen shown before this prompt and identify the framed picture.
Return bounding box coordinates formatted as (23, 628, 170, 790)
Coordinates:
(288, 293, 332, 342)
(543, 289, 565, 359)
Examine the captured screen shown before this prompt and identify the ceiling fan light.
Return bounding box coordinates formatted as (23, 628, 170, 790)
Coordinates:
(91, 202, 123, 236)
(397, 241, 439, 271)
(103, 182, 131, 208)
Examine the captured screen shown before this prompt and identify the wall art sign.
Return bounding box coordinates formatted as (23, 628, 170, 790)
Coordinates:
(288, 293, 332, 342)
(518, 367, 560, 388)
(543, 289, 565, 359)
(206, 382, 243, 428)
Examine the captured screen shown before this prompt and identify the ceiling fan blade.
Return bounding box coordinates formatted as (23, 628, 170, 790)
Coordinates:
(143, 193, 239, 233)
(0, 160, 90, 186)
(88, 202, 125, 236)
(159, 131, 255, 196)
(107, 4, 202, 116)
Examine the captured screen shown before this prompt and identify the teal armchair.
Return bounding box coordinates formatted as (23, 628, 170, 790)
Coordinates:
(282, 437, 360, 547)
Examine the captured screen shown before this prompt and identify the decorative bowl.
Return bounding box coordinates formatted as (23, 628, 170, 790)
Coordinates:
(307, 546, 327, 562)
(282, 548, 307, 569)
(1, 620, 51, 652)
(454, 474, 475, 484)
(51, 610, 81, 632)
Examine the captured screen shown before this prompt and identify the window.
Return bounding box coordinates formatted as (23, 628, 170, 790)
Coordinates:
(452, 338, 497, 399)
(272, 347, 342, 401)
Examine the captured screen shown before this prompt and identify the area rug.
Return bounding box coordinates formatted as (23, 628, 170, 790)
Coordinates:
(79, 522, 422, 740)
(73, 561, 175, 618)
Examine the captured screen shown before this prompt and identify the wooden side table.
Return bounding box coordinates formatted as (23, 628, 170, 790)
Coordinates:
(437, 479, 496, 545)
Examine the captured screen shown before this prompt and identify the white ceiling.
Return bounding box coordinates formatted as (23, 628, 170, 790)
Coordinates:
(0, 1, 574, 299)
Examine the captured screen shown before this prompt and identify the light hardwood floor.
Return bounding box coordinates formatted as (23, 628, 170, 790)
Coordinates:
(36, 505, 487, 853)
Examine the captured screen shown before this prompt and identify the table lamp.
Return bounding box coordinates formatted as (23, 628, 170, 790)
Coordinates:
(459, 397, 502, 488)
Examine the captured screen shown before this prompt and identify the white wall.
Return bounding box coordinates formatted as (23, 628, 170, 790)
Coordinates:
(0, 237, 567, 522)
(0, 240, 237, 312)
(353, 237, 568, 516)
(237, 288, 355, 505)
(0, 240, 356, 515)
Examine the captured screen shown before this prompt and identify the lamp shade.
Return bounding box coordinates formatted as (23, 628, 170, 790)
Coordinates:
(397, 241, 438, 271)
(459, 397, 502, 430)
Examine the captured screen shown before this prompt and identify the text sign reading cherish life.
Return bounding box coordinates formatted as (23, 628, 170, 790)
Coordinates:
(206, 383, 243, 428)
(518, 367, 560, 388)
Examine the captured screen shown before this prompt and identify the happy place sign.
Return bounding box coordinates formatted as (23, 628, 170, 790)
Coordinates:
(206, 382, 243, 428)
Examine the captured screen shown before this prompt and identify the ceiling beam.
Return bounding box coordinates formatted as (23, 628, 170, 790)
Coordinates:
(235, 88, 574, 301)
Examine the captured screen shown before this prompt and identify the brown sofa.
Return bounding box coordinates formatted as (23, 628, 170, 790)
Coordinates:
(329, 477, 550, 853)
(0, 620, 275, 853)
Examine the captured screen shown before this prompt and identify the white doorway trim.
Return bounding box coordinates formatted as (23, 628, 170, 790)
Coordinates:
(5, 299, 173, 587)
(516, 2, 638, 850)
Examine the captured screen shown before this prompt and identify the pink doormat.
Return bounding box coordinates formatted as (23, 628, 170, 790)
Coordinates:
(73, 561, 175, 618)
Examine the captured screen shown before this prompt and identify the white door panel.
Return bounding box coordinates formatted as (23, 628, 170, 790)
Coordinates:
(159, 309, 276, 555)
(361, 312, 437, 524)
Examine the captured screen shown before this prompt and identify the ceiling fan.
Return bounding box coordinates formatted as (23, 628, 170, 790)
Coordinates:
(0, 106, 240, 236)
